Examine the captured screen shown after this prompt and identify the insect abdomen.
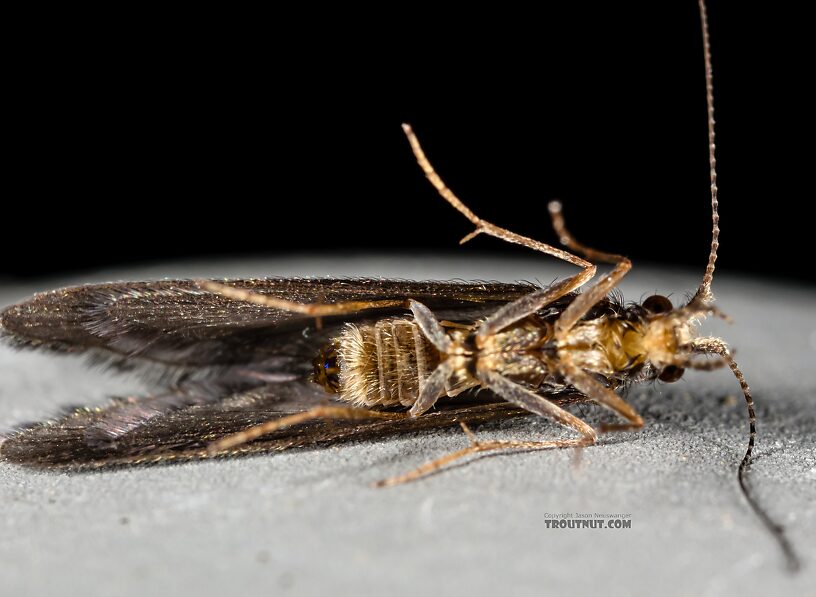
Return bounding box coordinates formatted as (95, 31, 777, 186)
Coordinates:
(333, 319, 440, 408)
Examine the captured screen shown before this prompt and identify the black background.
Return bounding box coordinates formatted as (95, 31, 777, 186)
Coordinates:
(4, 4, 812, 283)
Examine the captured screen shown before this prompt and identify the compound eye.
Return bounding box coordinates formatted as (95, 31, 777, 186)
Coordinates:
(643, 294, 673, 314)
(658, 365, 685, 383)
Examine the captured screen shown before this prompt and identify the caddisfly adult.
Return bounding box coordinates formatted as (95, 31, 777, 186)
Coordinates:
(0, 0, 799, 572)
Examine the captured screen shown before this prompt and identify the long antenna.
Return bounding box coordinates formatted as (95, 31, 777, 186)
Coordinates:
(695, 0, 720, 304)
(727, 353, 801, 572)
(695, 1, 800, 572)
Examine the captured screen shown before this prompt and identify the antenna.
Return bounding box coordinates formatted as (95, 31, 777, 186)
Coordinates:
(695, 0, 720, 304)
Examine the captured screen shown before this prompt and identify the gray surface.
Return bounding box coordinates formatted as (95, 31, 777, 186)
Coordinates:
(0, 255, 814, 597)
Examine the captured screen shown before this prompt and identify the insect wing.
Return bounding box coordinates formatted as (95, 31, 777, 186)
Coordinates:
(0, 379, 586, 469)
(0, 278, 536, 369)
(0, 276, 556, 468)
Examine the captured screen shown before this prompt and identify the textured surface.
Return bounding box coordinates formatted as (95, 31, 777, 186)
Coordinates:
(1, 255, 814, 597)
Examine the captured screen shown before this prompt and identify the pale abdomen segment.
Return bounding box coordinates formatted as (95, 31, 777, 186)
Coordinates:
(335, 319, 440, 408)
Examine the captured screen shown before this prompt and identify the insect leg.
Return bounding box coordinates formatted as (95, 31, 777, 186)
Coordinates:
(476, 269, 594, 339)
(208, 405, 405, 453)
(376, 372, 596, 487)
(409, 299, 452, 352)
(545, 203, 633, 335)
(559, 362, 644, 433)
(408, 360, 456, 417)
(463, 198, 645, 338)
(404, 125, 629, 337)
(407, 300, 463, 416)
(402, 124, 593, 271)
(547, 200, 629, 265)
(555, 257, 632, 339)
(479, 372, 598, 437)
(198, 284, 514, 332)
(199, 281, 411, 316)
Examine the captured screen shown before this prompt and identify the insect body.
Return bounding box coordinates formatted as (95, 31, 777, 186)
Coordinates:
(319, 289, 685, 423)
(0, 0, 799, 571)
(200, 95, 741, 485)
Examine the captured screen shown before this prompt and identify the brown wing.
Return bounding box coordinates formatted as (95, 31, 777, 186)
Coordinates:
(0, 278, 537, 369)
(0, 381, 586, 469)
(0, 277, 590, 469)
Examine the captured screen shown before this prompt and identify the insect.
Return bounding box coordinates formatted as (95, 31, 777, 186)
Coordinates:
(0, 0, 799, 571)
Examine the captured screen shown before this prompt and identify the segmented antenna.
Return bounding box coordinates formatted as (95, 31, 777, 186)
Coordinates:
(730, 358, 801, 573)
(695, 0, 720, 303)
(695, 337, 802, 572)
(695, 2, 799, 572)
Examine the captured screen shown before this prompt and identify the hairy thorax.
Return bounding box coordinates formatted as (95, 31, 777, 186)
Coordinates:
(314, 307, 693, 409)
(557, 318, 648, 376)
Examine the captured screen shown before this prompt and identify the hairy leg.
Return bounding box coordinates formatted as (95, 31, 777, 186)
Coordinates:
(377, 372, 597, 486)
(208, 406, 405, 453)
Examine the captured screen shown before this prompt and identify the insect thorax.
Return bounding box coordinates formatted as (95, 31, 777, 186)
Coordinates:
(558, 318, 649, 377)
